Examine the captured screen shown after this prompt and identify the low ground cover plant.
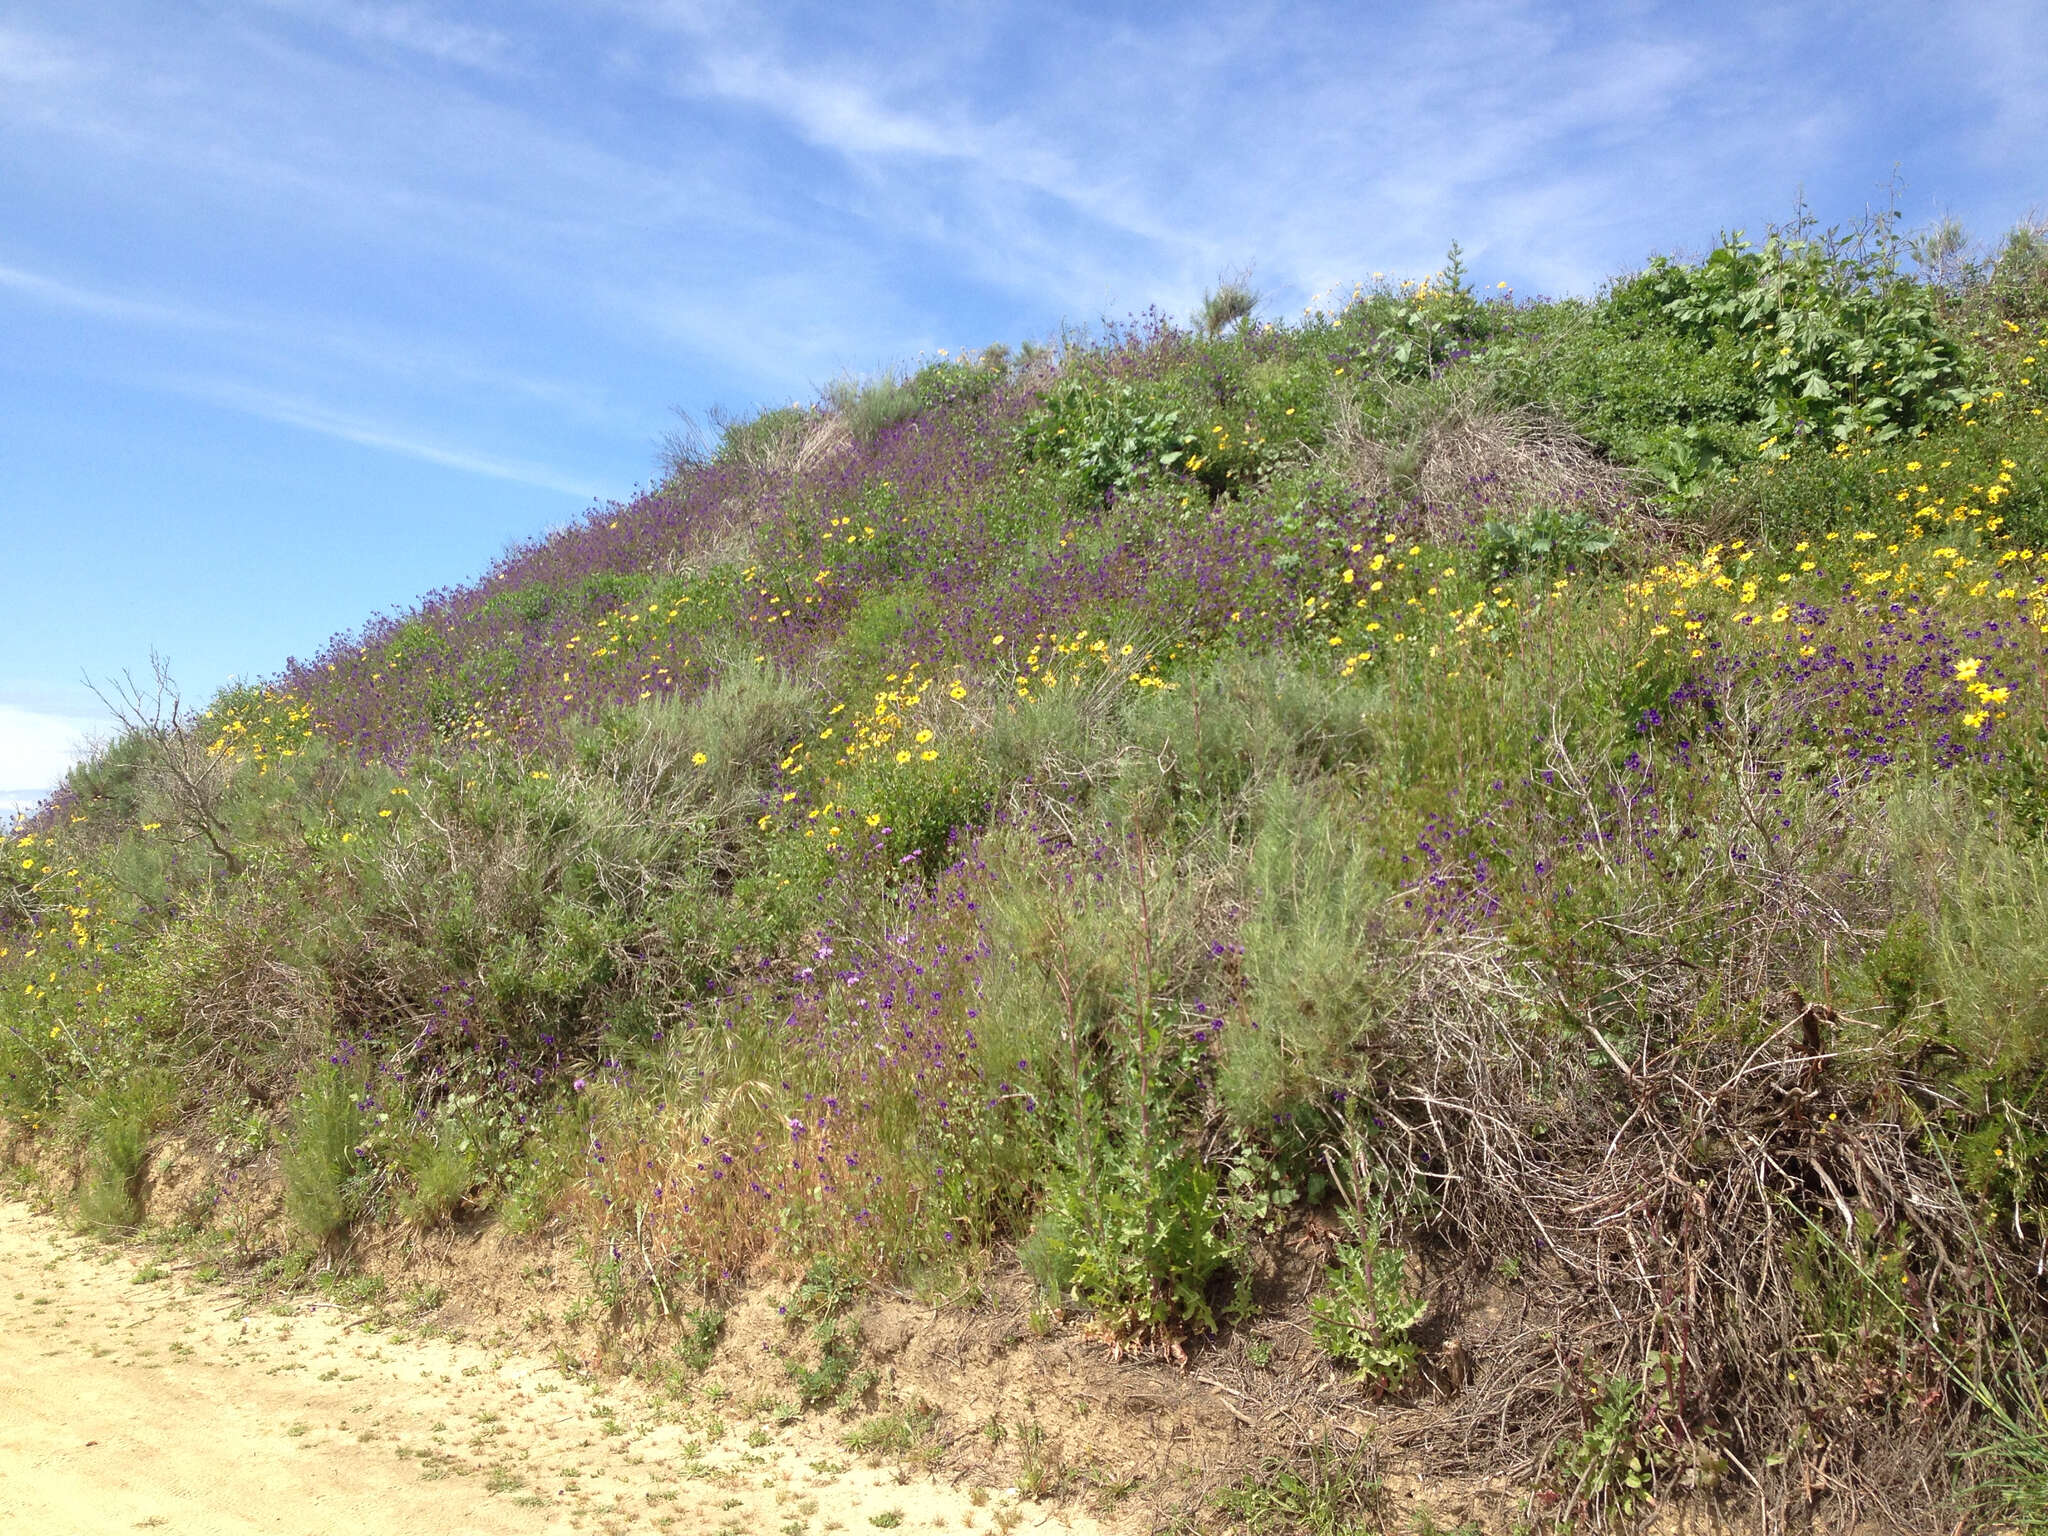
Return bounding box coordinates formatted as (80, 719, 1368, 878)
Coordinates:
(7, 202, 2048, 1529)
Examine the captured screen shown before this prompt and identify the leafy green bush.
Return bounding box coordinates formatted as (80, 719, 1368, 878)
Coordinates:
(0, 1018, 58, 1126)
(477, 582, 560, 628)
(1110, 656, 1383, 839)
(1308, 1207, 1427, 1393)
(1988, 221, 2048, 322)
(1221, 781, 1395, 1130)
(1342, 242, 1496, 380)
(715, 404, 813, 466)
(498, 1114, 582, 1236)
(783, 1257, 871, 1409)
(1548, 1365, 1680, 1523)
(1501, 308, 1755, 468)
(678, 1305, 725, 1371)
(1474, 505, 1618, 579)
(1018, 380, 1197, 504)
(843, 1399, 940, 1458)
(1929, 828, 2048, 1082)
(837, 582, 938, 676)
(1634, 234, 1975, 444)
(903, 349, 1010, 410)
(1212, 1440, 1383, 1536)
(1023, 1130, 1236, 1340)
(1200, 271, 1261, 338)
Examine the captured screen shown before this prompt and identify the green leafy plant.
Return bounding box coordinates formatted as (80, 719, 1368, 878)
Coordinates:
(1378, 241, 1486, 379)
(1201, 269, 1261, 338)
(1023, 1130, 1236, 1341)
(1309, 1207, 1428, 1394)
(1548, 1363, 1681, 1523)
(1475, 505, 1619, 580)
(1213, 1439, 1383, 1535)
(1640, 425, 1732, 506)
(1018, 380, 1198, 504)
(679, 1305, 726, 1371)
(397, 1128, 475, 1227)
(826, 370, 922, 442)
(1221, 1147, 1303, 1239)
(843, 1400, 939, 1460)
(783, 1257, 870, 1409)
(1636, 232, 1975, 444)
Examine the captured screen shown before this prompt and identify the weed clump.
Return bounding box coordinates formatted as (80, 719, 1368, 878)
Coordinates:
(281, 1069, 371, 1242)
(78, 1073, 176, 1229)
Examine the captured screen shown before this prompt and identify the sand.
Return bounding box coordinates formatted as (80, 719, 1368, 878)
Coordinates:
(0, 1198, 1103, 1535)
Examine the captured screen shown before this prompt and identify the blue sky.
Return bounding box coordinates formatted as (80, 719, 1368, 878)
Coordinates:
(2, 0, 2042, 808)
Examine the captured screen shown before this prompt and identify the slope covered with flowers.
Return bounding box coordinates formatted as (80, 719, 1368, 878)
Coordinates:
(8, 221, 2048, 1530)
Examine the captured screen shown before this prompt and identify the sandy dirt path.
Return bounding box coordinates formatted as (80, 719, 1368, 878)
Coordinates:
(0, 1199, 1104, 1535)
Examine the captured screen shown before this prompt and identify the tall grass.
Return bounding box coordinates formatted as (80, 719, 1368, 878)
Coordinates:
(78, 1072, 176, 1229)
(282, 1069, 371, 1241)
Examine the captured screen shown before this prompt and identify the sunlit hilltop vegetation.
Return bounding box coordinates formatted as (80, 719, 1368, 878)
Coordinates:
(8, 208, 2048, 1531)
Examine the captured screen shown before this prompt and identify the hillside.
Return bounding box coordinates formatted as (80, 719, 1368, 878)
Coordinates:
(8, 213, 2048, 1533)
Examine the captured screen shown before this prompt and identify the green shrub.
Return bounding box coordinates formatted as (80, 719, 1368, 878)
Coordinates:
(844, 1399, 939, 1458)
(1111, 655, 1384, 838)
(1474, 504, 1618, 580)
(60, 730, 157, 830)
(1023, 1130, 1236, 1340)
(1308, 1207, 1427, 1393)
(282, 1068, 372, 1241)
(715, 404, 813, 468)
(678, 1305, 725, 1371)
(837, 582, 937, 676)
(783, 1257, 871, 1409)
(381, 618, 447, 674)
(1865, 912, 1935, 1024)
(1988, 220, 2048, 322)
(1932, 831, 2048, 1081)
(1017, 380, 1198, 505)
(903, 349, 1009, 409)
(1312, 243, 1505, 387)
(78, 1072, 178, 1230)
(0, 1019, 58, 1126)
(1200, 272, 1261, 338)
(1634, 233, 1976, 444)
(1221, 780, 1395, 1130)
(1212, 1440, 1383, 1536)
(827, 371, 922, 442)
(397, 1126, 476, 1226)
(1493, 302, 1755, 464)
(1548, 1364, 1681, 1523)
(499, 1118, 580, 1236)
(478, 582, 560, 628)
(570, 570, 651, 616)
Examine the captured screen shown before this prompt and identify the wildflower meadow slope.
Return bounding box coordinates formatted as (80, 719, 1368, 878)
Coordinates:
(9, 214, 2048, 1531)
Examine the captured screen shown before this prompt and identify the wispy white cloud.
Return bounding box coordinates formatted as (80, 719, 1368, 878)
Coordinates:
(251, 0, 523, 74)
(626, 0, 1818, 313)
(0, 255, 624, 423)
(175, 377, 605, 498)
(0, 259, 223, 329)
